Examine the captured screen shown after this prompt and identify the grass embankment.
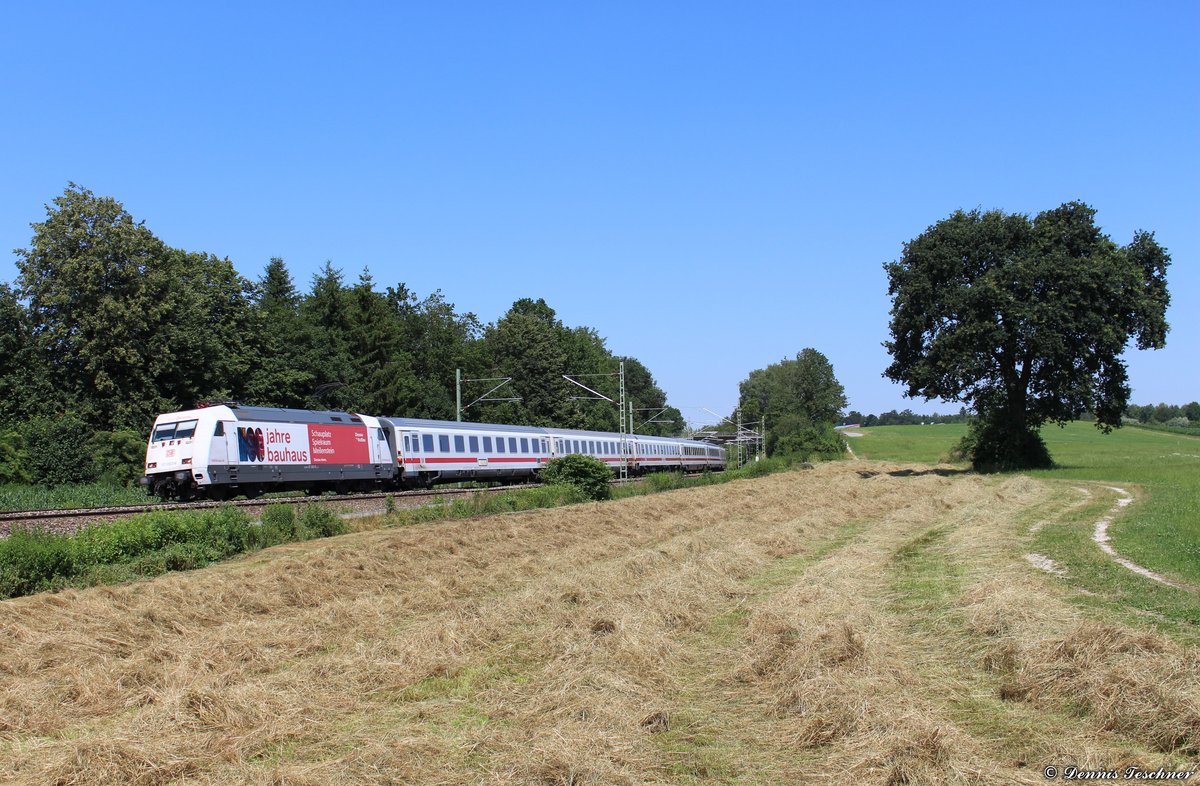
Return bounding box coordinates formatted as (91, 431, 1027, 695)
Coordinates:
(0, 505, 346, 599)
(851, 422, 1200, 592)
(0, 461, 789, 600)
(0, 482, 150, 513)
(1, 463, 1196, 784)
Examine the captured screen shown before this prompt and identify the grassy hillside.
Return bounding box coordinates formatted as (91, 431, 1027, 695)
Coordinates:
(2, 463, 1197, 784)
(850, 421, 1200, 589)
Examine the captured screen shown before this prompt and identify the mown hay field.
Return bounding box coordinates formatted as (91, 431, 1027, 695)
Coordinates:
(2, 459, 1198, 784)
(854, 421, 1200, 588)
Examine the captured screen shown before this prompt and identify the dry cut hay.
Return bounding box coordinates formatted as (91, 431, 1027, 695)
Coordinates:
(957, 555, 1200, 756)
(1, 461, 1188, 785)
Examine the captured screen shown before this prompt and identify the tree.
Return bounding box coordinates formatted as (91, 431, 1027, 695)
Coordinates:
(12, 184, 264, 430)
(15, 184, 177, 430)
(299, 261, 359, 410)
(243, 257, 319, 407)
(344, 270, 419, 415)
(884, 202, 1170, 470)
(482, 298, 568, 426)
(622, 356, 684, 436)
(157, 250, 256, 407)
(736, 348, 847, 457)
(0, 284, 46, 424)
(390, 287, 482, 419)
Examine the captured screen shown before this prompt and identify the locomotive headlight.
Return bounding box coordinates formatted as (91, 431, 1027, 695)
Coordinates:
(147, 462, 157, 469)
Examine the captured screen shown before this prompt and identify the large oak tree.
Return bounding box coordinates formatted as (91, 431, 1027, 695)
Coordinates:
(884, 202, 1170, 470)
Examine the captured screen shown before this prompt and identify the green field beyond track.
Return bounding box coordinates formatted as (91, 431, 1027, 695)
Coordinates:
(850, 421, 1200, 586)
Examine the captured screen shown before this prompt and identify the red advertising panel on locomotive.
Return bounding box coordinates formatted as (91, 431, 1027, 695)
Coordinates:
(307, 424, 370, 464)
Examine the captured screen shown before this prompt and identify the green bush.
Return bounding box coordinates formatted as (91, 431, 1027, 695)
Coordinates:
(88, 430, 146, 487)
(260, 504, 298, 545)
(19, 414, 96, 485)
(0, 528, 75, 597)
(539, 454, 614, 501)
(956, 417, 1052, 472)
(0, 430, 32, 484)
(767, 417, 845, 462)
(298, 503, 348, 539)
(645, 471, 687, 492)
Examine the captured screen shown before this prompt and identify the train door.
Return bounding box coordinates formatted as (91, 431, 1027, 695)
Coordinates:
(370, 426, 391, 477)
(210, 421, 230, 465)
(407, 431, 425, 469)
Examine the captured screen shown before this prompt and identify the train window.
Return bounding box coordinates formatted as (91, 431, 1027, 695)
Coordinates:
(469, 436, 479, 452)
(483, 437, 493, 451)
(520, 438, 528, 453)
(174, 420, 198, 439)
(439, 435, 450, 452)
(377, 428, 386, 441)
(509, 437, 517, 452)
(422, 434, 434, 453)
(454, 435, 465, 452)
(152, 423, 176, 441)
(496, 437, 506, 453)
(214, 422, 225, 437)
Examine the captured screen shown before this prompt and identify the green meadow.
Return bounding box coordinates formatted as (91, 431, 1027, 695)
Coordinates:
(850, 421, 1200, 588)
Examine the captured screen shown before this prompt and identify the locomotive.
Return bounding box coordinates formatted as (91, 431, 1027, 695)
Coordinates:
(141, 403, 725, 500)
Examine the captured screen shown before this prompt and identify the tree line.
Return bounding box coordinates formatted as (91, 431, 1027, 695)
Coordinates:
(0, 185, 683, 485)
(1123, 402, 1200, 428)
(844, 401, 1197, 430)
(843, 409, 971, 427)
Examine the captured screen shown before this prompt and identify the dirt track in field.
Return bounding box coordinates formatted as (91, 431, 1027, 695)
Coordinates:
(1, 462, 1197, 785)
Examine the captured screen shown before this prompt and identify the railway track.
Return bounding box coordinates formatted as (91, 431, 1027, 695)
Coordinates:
(0, 484, 541, 536)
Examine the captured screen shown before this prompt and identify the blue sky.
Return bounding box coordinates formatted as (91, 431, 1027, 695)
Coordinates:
(2, 2, 1196, 424)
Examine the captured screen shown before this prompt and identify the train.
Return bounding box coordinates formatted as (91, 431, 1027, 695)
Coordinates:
(140, 403, 726, 500)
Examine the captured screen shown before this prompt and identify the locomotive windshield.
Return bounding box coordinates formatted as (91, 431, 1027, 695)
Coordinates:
(151, 420, 198, 442)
